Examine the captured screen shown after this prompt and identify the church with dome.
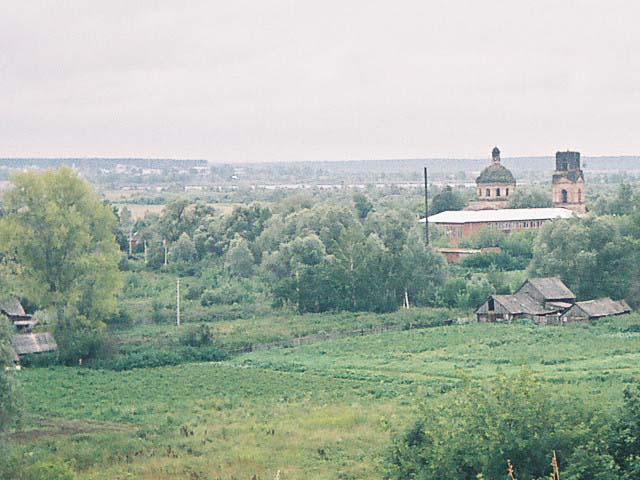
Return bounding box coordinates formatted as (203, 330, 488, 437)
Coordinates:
(427, 146, 587, 245)
(467, 147, 516, 210)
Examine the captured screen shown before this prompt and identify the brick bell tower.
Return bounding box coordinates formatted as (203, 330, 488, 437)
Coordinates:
(552, 151, 586, 213)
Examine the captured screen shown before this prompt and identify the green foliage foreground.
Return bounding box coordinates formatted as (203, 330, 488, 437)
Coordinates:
(387, 370, 640, 480)
(3, 315, 639, 479)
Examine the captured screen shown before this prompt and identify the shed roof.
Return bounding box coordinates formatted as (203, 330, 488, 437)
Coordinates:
(0, 297, 27, 317)
(571, 298, 631, 318)
(425, 208, 575, 225)
(492, 293, 554, 315)
(523, 277, 576, 301)
(11, 332, 57, 355)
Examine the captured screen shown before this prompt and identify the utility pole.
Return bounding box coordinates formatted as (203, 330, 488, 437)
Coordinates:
(144, 240, 148, 264)
(176, 278, 181, 326)
(128, 229, 133, 257)
(163, 239, 168, 266)
(424, 167, 429, 246)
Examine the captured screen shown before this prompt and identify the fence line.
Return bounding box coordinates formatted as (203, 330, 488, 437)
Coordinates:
(226, 319, 453, 355)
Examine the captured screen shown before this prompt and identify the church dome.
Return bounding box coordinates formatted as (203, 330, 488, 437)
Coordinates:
(476, 163, 516, 184)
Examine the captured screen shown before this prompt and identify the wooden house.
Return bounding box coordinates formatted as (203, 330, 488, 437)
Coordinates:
(1, 297, 30, 321)
(516, 277, 576, 311)
(561, 298, 631, 322)
(475, 293, 558, 323)
(476, 277, 576, 324)
(1, 297, 38, 331)
(11, 332, 58, 356)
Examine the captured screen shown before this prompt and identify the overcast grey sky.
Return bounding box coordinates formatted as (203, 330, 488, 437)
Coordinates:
(1, 1, 639, 162)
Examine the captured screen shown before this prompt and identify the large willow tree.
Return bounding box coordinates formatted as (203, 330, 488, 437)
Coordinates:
(0, 168, 122, 361)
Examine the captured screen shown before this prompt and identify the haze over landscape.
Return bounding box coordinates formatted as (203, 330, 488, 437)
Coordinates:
(3, 3, 640, 480)
(2, 1, 640, 162)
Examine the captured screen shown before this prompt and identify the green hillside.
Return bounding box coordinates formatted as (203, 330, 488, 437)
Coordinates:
(10, 314, 640, 479)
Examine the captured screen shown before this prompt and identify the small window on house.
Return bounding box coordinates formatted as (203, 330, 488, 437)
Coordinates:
(506, 188, 509, 196)
(488, 297, 495, 311)
(486, 188, 491, 197)
(496, 188, 501, 197)
(578, 189, 582, 202)
(562, 189, 568, 203)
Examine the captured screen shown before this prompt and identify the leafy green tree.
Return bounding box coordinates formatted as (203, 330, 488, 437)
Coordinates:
(172, 233, 197, 263)
(192, 203, 270, 259)
(399, 237, 448, 306)
(0, 168, 122, 323)
(508, 187, 553, 208)
(530, 216, 640, 301)
(55, 314, 107, 365)
(0, 168, 122, 362)
(431, 185, 466, 214)
(365, 209, 414, 255)
(158, 200, 216, 244)
(291, 204, 357, 254)
(225, 235, 255, 278)
(353, 193, 374, 220)
(157, 199, 191, 242)
(593, 183, 637, 216)
(331, 227, 386, 311)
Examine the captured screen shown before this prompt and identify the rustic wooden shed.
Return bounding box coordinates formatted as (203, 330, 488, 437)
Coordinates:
(11, 332, 58, 356)
(0, 297, 31, 321)
(516, 277, 576, 307)
(476, 293, 560, 323)
(561, 298, 631, 322)
(476, 277, 576, 324)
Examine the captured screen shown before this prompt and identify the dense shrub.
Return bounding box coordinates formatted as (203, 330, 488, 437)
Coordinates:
(19, 352, 59, 368)
(435, 276, 493, 309)
(387, 370, 640, 480)
(150, 299, 169, 323)
(180, 324, 215, 347)
(89, 346, 227, 371)
(461, 251, 527, 270)
(105, 306, 132, 327)
(200, 281, 254, 306)
(55, 314, 108, 365)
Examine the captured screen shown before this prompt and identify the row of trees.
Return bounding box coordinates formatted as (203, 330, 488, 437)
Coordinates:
(530, 214, 640, 305)
(118, 192, 451, 313)
(121, 183, 640, 313)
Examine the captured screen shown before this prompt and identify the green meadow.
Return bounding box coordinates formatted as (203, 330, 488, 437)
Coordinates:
(11, 313, 640, 480)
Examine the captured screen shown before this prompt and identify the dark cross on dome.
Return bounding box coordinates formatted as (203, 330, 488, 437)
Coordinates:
(492, 146, 501, 163)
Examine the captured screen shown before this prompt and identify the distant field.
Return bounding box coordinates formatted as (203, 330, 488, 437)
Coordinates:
(113, 202, 239, 220)
(13, 314, 640, 480)
(116, 203, 165, 219)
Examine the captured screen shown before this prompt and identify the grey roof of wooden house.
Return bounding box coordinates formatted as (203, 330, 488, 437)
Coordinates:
(476, 277, 576, 317)
(476, 293, 559, 316)
(492, 293, 554, 315)
(565, 298, 631, 319)
(0, 297, 27, 317)
(523, 277, 576, 301)
(11, 332, 57, 355)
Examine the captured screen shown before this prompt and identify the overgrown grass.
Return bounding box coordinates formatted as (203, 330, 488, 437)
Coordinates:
(8, 314, 640, 479)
